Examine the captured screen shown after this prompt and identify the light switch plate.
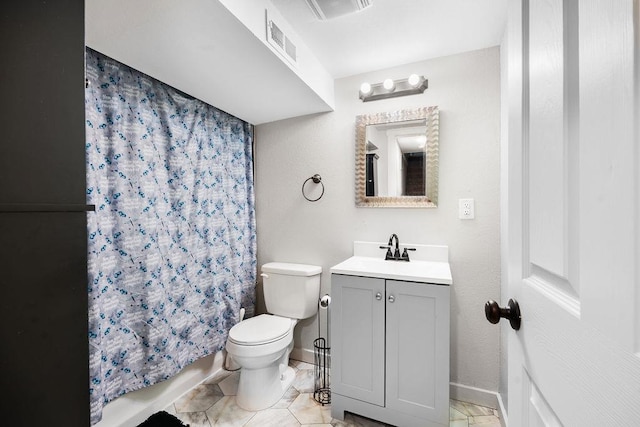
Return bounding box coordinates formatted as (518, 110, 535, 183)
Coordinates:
(459, 198, 474, 219)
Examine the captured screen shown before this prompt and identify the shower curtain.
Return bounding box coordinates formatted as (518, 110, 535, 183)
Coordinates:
(85, 48, 256, 425)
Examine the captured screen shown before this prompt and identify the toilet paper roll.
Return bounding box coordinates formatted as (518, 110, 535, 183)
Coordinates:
(319, 294, 331, 308)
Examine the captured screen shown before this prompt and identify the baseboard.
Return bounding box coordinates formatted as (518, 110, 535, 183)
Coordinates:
(450, 382, 498, 407)
(95, 351, 225, 427)
(290, 346, 316, 364)
(496, 391, 508, 427)
(450, 383, 508, 426)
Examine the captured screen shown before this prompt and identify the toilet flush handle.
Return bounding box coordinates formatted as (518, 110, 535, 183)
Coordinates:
(261, 273, 269, 279)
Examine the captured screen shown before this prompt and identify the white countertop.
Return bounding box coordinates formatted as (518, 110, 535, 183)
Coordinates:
(330, 242, 452, 285)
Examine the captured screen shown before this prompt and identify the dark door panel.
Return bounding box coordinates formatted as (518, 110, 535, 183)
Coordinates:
(0, 212, 89, 425)
(0, 0, 86, 204)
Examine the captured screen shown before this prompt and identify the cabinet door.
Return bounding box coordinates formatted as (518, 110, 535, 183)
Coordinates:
(386, 280, 450, 425)
(0, 1, 89, 425)
(0, 0, 87, 204)
(331, 274, 385, 406)
(0, 212, 89, 425)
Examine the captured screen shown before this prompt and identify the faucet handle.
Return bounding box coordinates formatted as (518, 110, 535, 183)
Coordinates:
(393, 247, 401, 259)
(400, 247, 417, 261)
(379, 245, 394, 260)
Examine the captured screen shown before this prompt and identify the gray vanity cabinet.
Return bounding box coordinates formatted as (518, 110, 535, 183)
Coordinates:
(331, 273, 450, 427)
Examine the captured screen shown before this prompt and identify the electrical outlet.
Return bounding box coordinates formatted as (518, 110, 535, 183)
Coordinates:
(459, 198, 475, 219)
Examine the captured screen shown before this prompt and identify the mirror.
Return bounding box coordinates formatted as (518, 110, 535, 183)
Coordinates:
(355, 106, 439, 207)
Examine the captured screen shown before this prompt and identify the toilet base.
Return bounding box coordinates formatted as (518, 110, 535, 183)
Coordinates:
(236, 364, 296, 411)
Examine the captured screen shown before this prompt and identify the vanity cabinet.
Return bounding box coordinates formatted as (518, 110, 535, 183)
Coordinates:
(331, 273, 450, 427)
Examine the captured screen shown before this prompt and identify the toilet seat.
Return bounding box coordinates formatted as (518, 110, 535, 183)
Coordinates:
(228, 314, 292, 346)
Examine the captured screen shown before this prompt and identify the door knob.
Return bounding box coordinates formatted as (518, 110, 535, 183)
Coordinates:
(485, 299, 521, 331)
(376, 292, 382, 300)
(388, 295, 395, 303)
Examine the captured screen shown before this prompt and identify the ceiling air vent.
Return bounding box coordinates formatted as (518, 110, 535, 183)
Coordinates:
(304, 0, 372, 20)
(266, 11, 298, 67)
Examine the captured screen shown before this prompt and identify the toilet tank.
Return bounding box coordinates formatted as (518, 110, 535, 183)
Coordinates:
(262, 262, 322, 319)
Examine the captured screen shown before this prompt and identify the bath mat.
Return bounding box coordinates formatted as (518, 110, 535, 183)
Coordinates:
(136, 411, 189, 427)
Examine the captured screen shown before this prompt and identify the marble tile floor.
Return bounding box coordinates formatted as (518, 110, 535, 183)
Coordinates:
(165, 360, 501, 427)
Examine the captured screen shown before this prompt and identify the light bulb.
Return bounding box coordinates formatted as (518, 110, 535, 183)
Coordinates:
(383, 78, 395, 91)
(360, 82, 372, 95)
(408, 74, 421, 87)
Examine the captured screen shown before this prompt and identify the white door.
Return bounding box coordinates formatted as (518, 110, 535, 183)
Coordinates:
(506, 0, 640, 425)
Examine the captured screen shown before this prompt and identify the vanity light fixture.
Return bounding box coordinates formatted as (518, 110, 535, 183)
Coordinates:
(407, 73, 421, 87)
(359, 74, 428, 102)
(360, 82, 372, 95)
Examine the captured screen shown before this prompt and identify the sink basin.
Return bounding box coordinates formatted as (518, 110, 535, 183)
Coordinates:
(330, 242, 452, 284)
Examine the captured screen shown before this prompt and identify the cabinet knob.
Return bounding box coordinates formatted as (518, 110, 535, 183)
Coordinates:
(388, 295, 395, 303)
(376, 292, 382, 300)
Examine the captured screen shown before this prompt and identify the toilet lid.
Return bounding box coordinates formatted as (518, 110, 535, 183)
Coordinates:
(228, 314, 292, 345)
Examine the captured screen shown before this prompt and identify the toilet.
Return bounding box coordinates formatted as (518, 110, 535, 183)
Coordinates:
(225, 262, 322, 411)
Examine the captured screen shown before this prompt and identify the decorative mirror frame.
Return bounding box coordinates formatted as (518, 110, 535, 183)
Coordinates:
(355, 106, 439, 208)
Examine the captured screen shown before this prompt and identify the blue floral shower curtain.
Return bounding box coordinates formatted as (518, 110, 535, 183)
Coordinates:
(85, 48, 256, 425)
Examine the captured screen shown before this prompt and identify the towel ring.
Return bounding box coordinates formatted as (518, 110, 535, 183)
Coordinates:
(302, 174, 324, 202)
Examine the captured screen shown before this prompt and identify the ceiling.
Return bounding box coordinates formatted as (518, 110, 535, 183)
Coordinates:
(86, 0, 508, 125)
(271, 0, 508, 78)
(86, 0, 334, 125)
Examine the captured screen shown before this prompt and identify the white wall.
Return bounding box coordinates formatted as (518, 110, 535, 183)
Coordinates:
(217, 0, 334, 108)
(254, 46, 502, 392)
(86, 0, 334, 125)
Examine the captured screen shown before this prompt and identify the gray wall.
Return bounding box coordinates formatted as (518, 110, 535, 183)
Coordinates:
(254, 46, 502, 392)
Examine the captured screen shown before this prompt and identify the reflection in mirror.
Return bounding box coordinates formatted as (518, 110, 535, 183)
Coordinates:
(365, 119, 427, 197)
(356, 106, 439, 207)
